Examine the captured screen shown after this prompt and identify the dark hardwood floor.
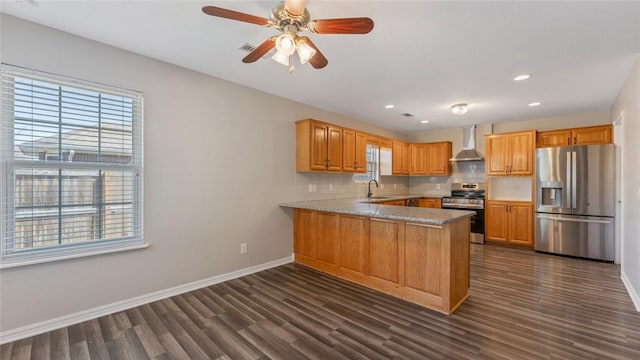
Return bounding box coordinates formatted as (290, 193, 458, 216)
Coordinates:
(2, 244, 640, 359)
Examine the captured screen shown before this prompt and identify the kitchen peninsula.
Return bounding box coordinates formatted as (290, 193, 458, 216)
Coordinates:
(280, 197, 474, 314)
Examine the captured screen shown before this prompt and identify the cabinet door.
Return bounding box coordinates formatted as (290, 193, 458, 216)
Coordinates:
(508, 204, 533, 246)
(573, 125, 612, 146)
(428, 142, 452, 175)
(418, 199, 436, 208)
(294, 209, 316, 258)
(401, 143, 410, 174)
(342, 129, 356, 172)
(410, 144, 427, 175)
(485, 202, 508, 242)
(404, 223, 442, 297)
(340, 215, 369, 276)
(509, 132, 534, 175)
(326, 126, 343, 171)
(485, 135, 509, 175)
(369, 219, 403, 285)
(392, 141, 404, 175)
(537, 130, 571, 148)
(355, 132, 367, 173)
(310, 123, 328, 170)
(316, 212, 341, 266)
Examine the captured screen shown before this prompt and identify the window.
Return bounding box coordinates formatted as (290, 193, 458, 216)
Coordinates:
(354, 144, 379, 183)
(1, 65, 144, 266)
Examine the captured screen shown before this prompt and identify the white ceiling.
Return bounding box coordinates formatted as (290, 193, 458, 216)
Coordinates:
(2, 0, 639, 133)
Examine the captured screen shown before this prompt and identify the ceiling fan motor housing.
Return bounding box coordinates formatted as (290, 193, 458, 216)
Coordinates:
(271, 3, 311, 32)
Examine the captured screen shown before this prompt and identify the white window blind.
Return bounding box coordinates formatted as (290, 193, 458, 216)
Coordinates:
(0, 65, 144, 266)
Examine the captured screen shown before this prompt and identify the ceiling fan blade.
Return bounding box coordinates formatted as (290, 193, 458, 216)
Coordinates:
(308, 17, 374, 34)
(202, 6, 271, 26)
(284, 0, 307, 16)
(242, 37, 276, 63)
(300, 37, 328, 69)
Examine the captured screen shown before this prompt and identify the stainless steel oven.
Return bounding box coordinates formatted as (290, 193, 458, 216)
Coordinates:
(442, 183, 485, 244)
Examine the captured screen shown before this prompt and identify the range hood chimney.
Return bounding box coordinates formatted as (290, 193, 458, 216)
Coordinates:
(450, 125, 484, 162)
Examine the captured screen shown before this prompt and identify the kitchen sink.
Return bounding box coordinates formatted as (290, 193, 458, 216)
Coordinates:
(369, 196, 396, 199)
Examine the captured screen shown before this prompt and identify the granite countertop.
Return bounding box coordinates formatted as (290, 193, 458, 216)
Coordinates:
(279, 197, 474, 226)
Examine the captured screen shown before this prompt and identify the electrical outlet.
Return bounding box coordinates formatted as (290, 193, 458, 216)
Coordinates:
(394, 184, 397, 189)
(240, 243, 248, 254)
(436, 184, 441, 190)
(380, 184, 384, 190)
(637, 187, 640, 201)
(329, 184, 334, 192)
(308, 184, 317, 192)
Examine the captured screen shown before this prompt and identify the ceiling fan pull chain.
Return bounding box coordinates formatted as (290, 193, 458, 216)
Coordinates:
(288, 54, 295, 73)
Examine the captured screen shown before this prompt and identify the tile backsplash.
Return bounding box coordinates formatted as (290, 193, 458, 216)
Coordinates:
(409, 161, 486, 196)
(295, 173, 409, 200)
(294, 161, 485, 201)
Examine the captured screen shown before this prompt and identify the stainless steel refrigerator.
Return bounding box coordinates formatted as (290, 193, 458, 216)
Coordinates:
(535, 144, 615, 261)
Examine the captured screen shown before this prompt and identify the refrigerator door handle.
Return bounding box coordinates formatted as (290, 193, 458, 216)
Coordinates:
(572, 151, 577, 209)
(566, 151, 572, 209)
(536, 214, 612, 224)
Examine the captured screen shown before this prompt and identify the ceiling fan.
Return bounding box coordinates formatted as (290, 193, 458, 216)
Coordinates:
(202, 0, 374, 72)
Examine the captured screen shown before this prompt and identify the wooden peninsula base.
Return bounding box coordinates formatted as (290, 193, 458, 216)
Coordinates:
(293, 208, 471, 314)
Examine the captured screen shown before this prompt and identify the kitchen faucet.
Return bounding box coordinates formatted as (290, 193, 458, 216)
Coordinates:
(367, 179, 379, 198)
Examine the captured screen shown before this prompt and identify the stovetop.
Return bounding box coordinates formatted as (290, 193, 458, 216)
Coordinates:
(442, 183, 485, 208)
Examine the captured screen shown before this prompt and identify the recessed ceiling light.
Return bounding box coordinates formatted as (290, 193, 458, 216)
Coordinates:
(451, 103, 469, 115)
(514, 74, 531, 81)
(528, 102, 541, 107)
(420, 120, 430, 124)
(384, 104, 395, 109)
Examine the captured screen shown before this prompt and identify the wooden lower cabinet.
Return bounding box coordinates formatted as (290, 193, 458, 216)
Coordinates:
(293, 209, 471, 314)
(339, 215, 369, 277)
(378, 199, 405, 206)
(369, 219, 403, 286)
(418, 198, 441, 208)
(485, 201, 533, 246)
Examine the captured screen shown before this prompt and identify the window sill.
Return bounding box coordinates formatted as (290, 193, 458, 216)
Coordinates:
(0, 243, 149, 269)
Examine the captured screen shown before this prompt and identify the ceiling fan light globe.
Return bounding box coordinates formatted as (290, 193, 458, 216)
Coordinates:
(296, 40, 317, 64)
(275, 33, 296, 56)
(272, 50, 290, 66)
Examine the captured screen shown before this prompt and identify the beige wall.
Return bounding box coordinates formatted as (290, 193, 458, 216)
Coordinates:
(0, 15, 405, 333)
(611, 58, 640, 310)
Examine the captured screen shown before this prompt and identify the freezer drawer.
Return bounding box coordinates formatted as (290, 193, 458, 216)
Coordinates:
(535, 213, 614, 261)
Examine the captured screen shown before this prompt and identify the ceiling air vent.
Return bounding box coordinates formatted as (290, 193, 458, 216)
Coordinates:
(401, 113, 415, 118)
(238, 43, 256, 52)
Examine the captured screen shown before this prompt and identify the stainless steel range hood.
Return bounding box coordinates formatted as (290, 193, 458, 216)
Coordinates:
(450, 125, 485, 161)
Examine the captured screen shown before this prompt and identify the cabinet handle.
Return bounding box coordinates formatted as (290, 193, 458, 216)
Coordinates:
(574, 136, 577, 144)
(567, 137, 571, 146)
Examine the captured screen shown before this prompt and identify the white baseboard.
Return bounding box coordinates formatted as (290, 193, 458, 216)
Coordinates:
(621, 271, 640, 312)
(0, 255, 293, 345)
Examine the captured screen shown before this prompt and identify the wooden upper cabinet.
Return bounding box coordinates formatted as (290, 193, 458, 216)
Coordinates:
(536, 129, 572, 148)
(537, 125, 612, 148)
(428, 142, 452, 176)
(355, 132, 367, 173)
(573, 125, 612, 146)
(401, 143, 410, 174)
(485, 130, 534, 176)
(410, 144, 427, 175)
(343, 130, 366, 173)
(327, 126, 343, 171)
(392, 141, 410, 175)
(296, 119, 343, 172)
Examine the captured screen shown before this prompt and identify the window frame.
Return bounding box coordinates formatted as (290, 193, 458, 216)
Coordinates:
(0, 64, 145, 268)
